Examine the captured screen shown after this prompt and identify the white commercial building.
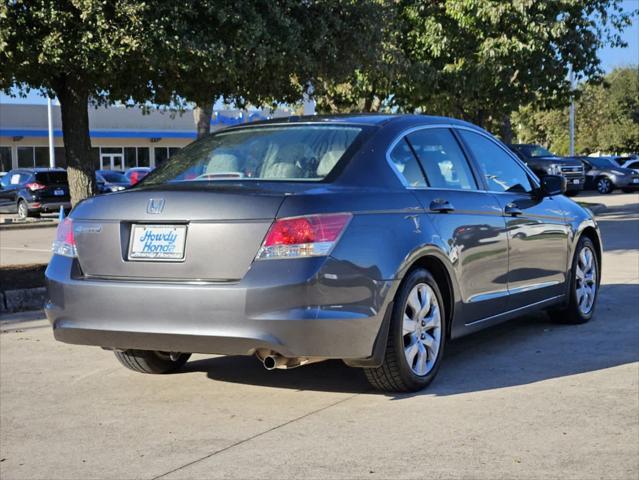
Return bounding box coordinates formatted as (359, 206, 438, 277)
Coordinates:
(0, 104, 291, 172)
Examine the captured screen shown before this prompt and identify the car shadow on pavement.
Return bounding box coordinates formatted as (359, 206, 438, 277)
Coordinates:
(183, 283, 638, 399)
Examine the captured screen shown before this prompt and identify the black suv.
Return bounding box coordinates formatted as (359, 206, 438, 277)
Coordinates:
(508, 144, 585, 197)
(0, 168, 70, 219)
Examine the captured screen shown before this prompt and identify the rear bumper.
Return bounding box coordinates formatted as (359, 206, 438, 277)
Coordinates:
(29, 200, 71, 212)
(45, 255, 396, 359)
(564, 176, 585, 192)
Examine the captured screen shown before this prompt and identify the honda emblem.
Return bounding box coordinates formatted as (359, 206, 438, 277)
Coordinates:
(147, 198, 165, 214)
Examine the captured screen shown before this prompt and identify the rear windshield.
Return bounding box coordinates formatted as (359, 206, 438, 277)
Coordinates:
(142, 125, 363, 185)
(35, 171, 67, 184)
(99, 171, 128, 183)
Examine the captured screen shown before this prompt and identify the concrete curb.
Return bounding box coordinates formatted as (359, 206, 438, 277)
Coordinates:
(0, 222, 58, 231)
(0, 287, 47, 313)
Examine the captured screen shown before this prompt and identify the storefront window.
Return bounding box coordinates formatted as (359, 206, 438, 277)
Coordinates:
(17, 147, 34, 168)
(154, 147, 180, 167)
(0, 147, 11, 172)
(101, 147, 123, 154)
(155, 147, 169, 166)
(137, 147, 150, 167)
(34, 147, 49, 167)
(54, 147, 67, 168)
(124, 148, 137, 168)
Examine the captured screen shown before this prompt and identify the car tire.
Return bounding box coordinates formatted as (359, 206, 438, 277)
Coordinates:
(364, 268, 446, 392)
(548, 236, 599, 324)
(596, 177, 613, 194)
(17, 200, 30, 219)
(114, 350, 191, 374)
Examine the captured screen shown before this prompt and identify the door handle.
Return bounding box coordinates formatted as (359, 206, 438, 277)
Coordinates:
(429, 199, 455, 213)
(504, 203, 523, 216)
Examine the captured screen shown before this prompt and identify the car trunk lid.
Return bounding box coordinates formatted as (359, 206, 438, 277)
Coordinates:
(71, 185, 287, 281)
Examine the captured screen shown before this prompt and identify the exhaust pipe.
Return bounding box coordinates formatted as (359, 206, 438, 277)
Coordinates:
(260, 353, 326, 370)
(263, 354, 288, 370)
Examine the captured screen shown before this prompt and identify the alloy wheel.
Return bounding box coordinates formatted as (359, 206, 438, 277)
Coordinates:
(575, 246, 597, 315)
(402, 283, 442, 376)
(597, 178, 611, 194)
(17, 201, 28, 219)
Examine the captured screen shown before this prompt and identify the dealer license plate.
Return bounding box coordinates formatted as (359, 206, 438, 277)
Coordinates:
(128, 225, 187, 261)
(572, 179, 580, 184)
(54, 189, 65, 196)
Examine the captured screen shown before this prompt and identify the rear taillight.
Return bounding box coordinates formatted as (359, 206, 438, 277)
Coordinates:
(256, 213, 352, 260)
(26, 182, 46, 191)
(52, 218, 77, 258)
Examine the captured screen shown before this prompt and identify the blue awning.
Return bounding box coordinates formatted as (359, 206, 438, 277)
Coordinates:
(0, 129, 197, 139)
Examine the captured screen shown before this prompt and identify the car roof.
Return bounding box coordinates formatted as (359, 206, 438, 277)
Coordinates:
(15, 168, 65, 172)
(228, 113, 480, 129)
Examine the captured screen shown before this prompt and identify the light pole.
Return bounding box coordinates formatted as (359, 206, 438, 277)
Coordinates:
(569, 67, 575, 157)
(47, 97, 55, 168)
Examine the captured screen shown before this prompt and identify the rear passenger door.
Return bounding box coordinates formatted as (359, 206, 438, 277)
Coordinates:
(391, 127, 510, 326)
(456, 129, 569, 310)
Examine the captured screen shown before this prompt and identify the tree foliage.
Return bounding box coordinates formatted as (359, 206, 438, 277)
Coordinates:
(0, 0, 382, 203)
(155, 0, 384, 138)
(0, 1, 166, 203)
(513, 67, 639, 155)
(315, 0, 635, 136)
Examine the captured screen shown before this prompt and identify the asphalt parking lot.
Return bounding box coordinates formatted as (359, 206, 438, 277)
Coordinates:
(1, 191, 638, 480)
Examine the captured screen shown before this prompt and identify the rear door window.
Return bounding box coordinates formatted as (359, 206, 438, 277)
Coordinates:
(388, 139, 427, 187)
(144, 125, 365, 185)
(406, 129, 477, 190)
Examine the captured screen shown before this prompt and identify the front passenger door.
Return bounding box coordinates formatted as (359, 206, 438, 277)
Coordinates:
(457, 130, 570, 310)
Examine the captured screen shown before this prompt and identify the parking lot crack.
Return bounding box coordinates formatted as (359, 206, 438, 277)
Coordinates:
(150, 392, 361, 479)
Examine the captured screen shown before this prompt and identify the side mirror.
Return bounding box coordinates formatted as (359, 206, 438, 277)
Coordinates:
(539, 175, 566, 197)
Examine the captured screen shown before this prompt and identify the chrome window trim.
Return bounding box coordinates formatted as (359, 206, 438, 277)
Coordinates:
(385, 123, 541, 191)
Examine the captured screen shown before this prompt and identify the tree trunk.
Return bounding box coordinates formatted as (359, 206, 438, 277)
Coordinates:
(194, 101, 214, 139)
(55, 78, 96, 206)
(500, 114, 514, 143)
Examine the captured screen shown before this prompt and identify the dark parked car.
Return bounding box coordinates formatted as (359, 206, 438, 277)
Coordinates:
(508, 144, 585, 196)
(46, 115, 602, 392)
(96, 170, 130, 193)
(125, 167, 152, 186)
(620, 158, 639, 173)
(577, 156, 639, 194)
(0, 168, 70, 218)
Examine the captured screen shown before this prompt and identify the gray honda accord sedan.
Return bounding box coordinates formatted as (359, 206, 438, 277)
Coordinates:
(46, 115, 602, 392)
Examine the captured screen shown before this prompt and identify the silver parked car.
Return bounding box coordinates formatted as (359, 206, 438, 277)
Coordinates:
(46, 115, 602, 392)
